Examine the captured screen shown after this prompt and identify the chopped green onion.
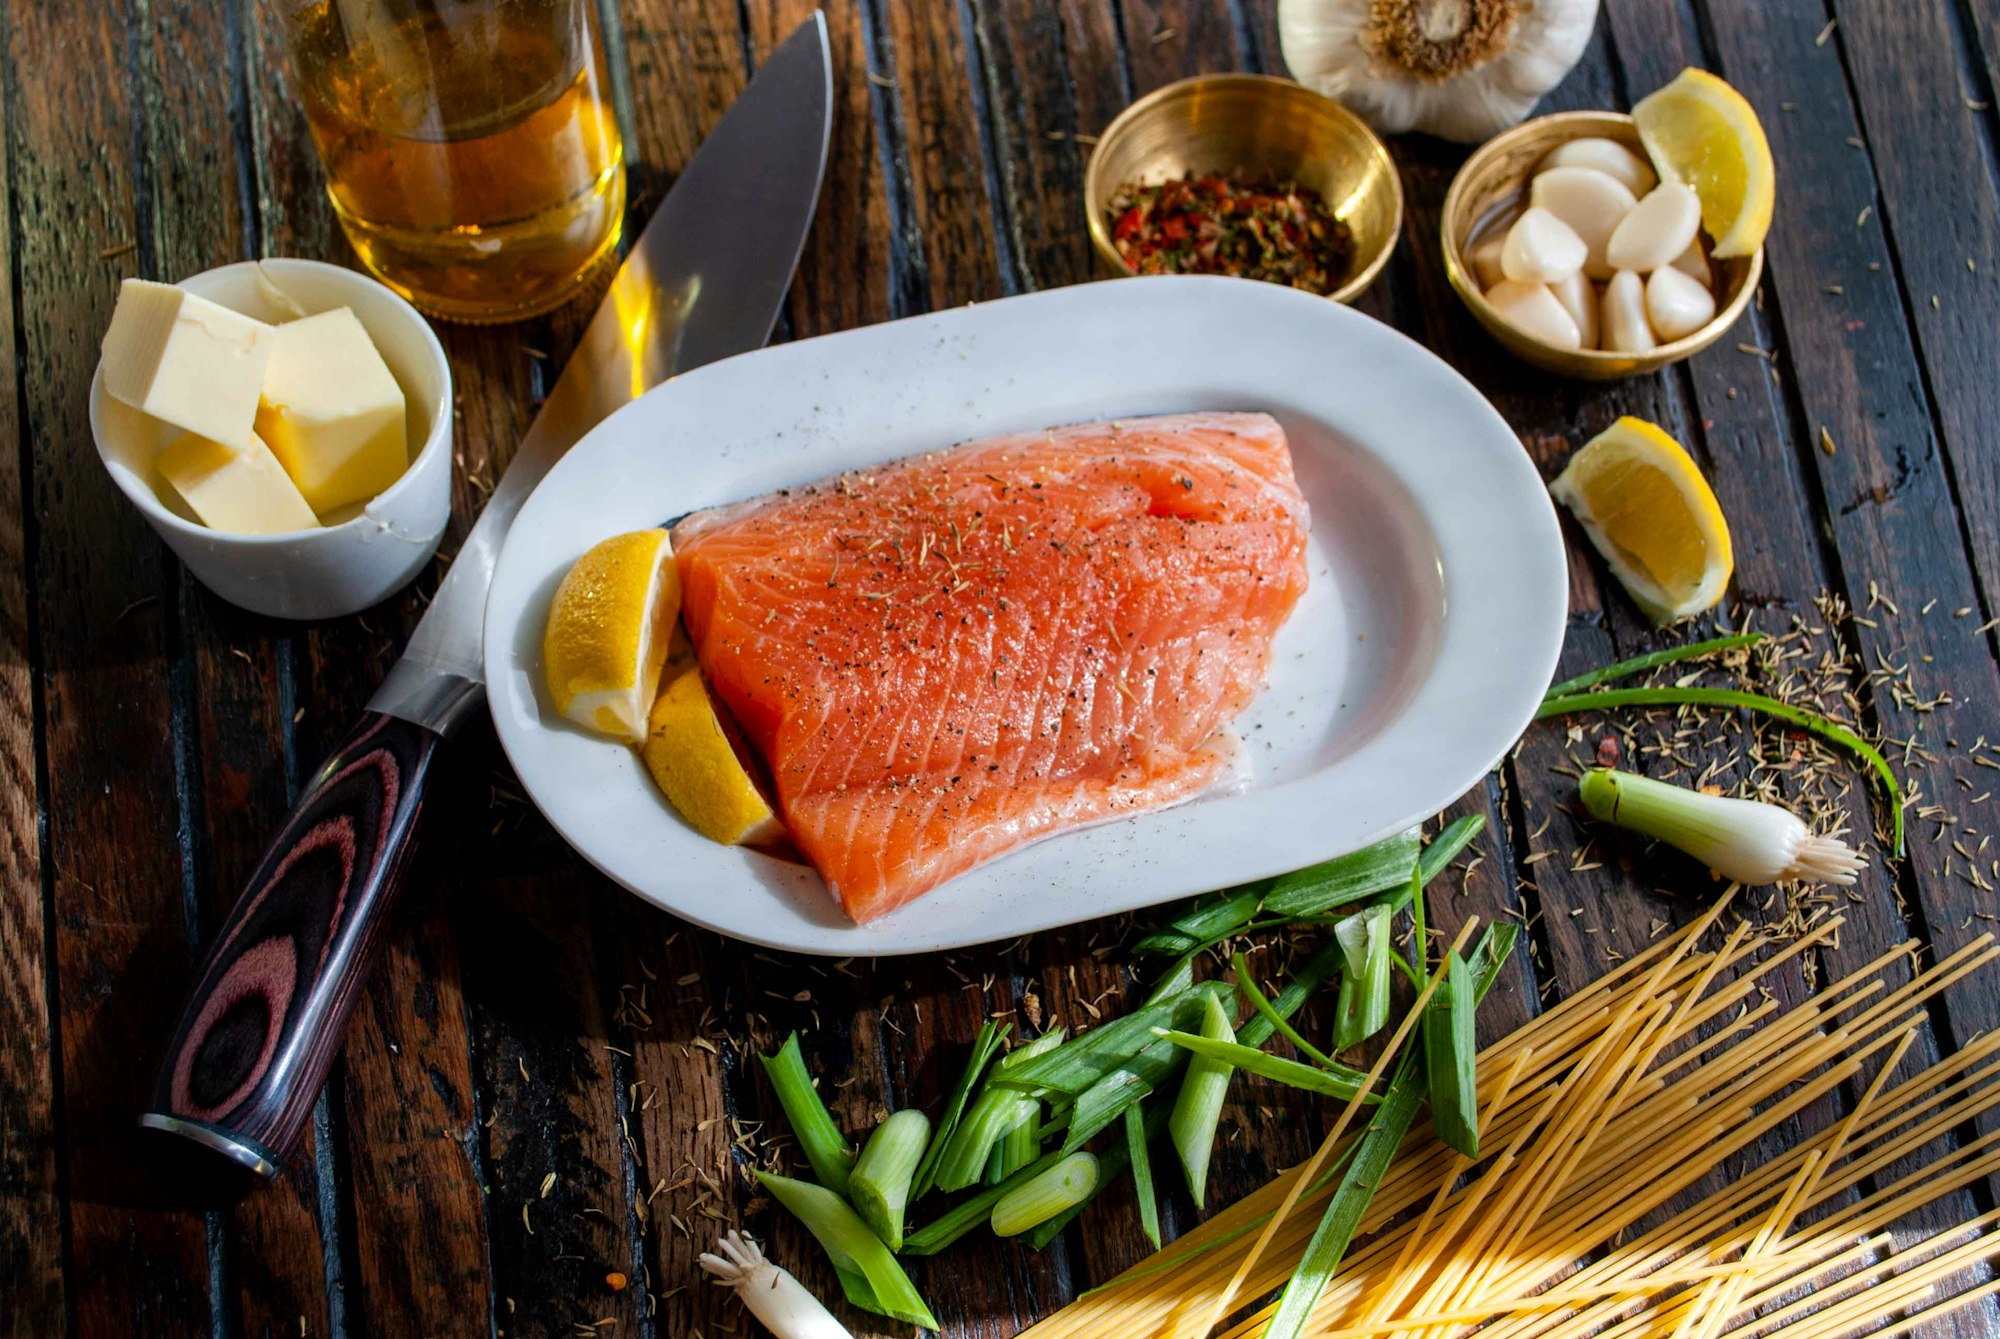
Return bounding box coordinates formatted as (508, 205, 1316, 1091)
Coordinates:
(992, 982, 1229, 1097)
(1467, 922, 1519, 1006)
(1143, 948, 1200, 1004)
(900, 1149, 1064, 1255)
(758, 1033, 855, 1195)
(1579, 767, 1867, 886)
(1333, 904, 1393, 1050)
(1155, 1029, 1376, 1101)
(1131, 885, 1269, 955)
(1261, 1056, 1427, 1339)
(1169, 992, 1236, 1208)
(932, 1029, 1063, 1192)
(1060, 1037, 1180, 1154)
(912, 1020, 1009, 1199)
(1537, 686, 1904, 855)
(1407, 861, 1429, 988)
(988, 1110, 1040, 1185)
(755, 1171, 938, 1329)
(991, 1152, 1100, 1237)
(1425, 950, 1479, 1157)
(1235, 942, 1343, 1049)
(1232, 952, 1337, 1068)
(1542, 631, 1767, 699)
(1261, 829, 1422, 918)
(848, 1108, 930, 1249)
(1026, 1103, 1170, 1249)
(1125, 1103, 1162, 1251)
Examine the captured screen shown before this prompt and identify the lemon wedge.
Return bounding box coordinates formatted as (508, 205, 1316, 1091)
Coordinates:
(642, 666, 783, 846)
(1549, 417, 1734, 624)
(543, 529, 680, 742)
(1632, 68, 1775, 259)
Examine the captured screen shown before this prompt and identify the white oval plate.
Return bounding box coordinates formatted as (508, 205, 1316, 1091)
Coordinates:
(485, 276, 1565, 955)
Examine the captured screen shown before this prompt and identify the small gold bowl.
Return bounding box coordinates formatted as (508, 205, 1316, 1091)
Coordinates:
(1442, 110, 1763, 380)
(1085, 74, 1403, 305)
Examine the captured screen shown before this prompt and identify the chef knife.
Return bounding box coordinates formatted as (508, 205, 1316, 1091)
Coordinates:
(140, 14, 834, 1182)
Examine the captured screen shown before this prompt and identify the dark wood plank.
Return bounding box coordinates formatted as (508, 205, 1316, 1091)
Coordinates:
(1827, 0, 2000, 623)
(6, 0, 216, 1331)
(0, 44, 63, 1333)
(239, 3, 510, 1328)
(878, 0, 1005, 307)
(1118, 0, 1242, 89)
(134, 1, 335, 1332)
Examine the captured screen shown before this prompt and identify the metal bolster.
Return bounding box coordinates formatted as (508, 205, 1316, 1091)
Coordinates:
(367, 659, 487, 736)
(137, 1112, 283, 1181)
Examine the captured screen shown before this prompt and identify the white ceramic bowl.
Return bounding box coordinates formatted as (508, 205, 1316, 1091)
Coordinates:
(89, 258, 453, 620)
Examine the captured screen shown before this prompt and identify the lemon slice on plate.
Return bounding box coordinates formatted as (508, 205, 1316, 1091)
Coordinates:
(643, 666, 783, 846)
(543, 528, 680, 742)
(1549, 416, 1733, 624)
(1632, 68, 1775, 259)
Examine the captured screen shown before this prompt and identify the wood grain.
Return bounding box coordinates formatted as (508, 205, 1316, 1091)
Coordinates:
(0, 27, 61, 1330)
(7, 0, 215, 1332)
(133, 1, 335, 1332)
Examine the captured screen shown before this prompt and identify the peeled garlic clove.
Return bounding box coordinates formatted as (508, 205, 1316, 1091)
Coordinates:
(1487, 279, 1583, 349)
(1502, 207, 1589, 284)
(1645, 265, 1718, 341)
(1540, 137, 1659, 196)
(1670, 237, 1711, 286)
(1600, 271, 1656, 353)
(1605, 182, 1702, 273)
(1550, 270, 1599, 349)
(1470, 236, 1507, 288)
(1531, 167, 1639, 280)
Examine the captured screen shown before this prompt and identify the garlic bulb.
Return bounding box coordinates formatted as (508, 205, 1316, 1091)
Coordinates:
(1279, 0, 1601, 143)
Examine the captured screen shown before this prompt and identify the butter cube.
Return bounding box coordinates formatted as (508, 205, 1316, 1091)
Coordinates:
(157, 431, 320, 536)
(254, 308, 408, 515)
(100, 279, 276, 449)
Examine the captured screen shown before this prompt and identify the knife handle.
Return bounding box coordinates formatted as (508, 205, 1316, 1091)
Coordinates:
(141, 711, 440, 1181)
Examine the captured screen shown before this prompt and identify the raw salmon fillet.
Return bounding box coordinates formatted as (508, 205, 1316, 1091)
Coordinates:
(673, 412, 1310, 923)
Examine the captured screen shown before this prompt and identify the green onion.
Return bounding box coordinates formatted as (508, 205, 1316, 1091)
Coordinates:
(1407, 861, 1429, 988)
(758, 1033, 855, 1195)
(848, 1108, 930, 1249)
(1467, 922, 1519, 1007)
(1235, 942, 1343, 1049)
(1579, 766, 1867, 886)
(1131, 885, 1269, 955)
(1143, 949, 1200, 1004)
(988, 1110, 1040, 1185)
(1542, 631, 1767, 699)
(932, 1029, 1063, 1192)
(1155, 1030, 1376, 1101)
(754, 1171, 938, 1329)
(1333, 904, 1393, 1049)
(1232, 952, 1337, 1068)
(1168, 992, 1236, 1208)
(1125, 1103, 1162, 1251)
(1424, 950, 1479, 1157)
(900, 1149, 1064, 1255)
(1261, 829, 1422, 918)
(1026, 1104, 1170, 1249)
(1537, 686, 1905, 854)
(912, 1020, 1009, 1198)
(991, 1152, 1101, 1237)
(992, 982, 1229, 1097)
(1261, 1056, 1427, 1339)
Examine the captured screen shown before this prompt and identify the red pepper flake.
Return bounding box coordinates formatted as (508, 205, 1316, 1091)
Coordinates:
(1107, 172, 1355, 295)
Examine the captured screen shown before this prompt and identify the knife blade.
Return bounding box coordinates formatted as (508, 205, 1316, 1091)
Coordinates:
(140, 15, 833, 1185)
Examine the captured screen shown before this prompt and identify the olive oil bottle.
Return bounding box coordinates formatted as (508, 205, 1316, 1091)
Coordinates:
(275, 0, 626, 323)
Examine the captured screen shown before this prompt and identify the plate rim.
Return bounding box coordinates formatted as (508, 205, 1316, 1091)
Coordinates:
(484, 275, 1566, 955)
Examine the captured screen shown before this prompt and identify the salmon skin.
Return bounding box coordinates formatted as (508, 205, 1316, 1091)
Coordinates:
(673, 412, 1310, 923)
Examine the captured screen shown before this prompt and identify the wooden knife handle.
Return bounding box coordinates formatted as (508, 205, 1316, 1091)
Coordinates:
(141, 711, 440, 1180)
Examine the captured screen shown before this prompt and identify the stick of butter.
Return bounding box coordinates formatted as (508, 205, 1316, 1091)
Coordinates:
(100, 279, 276, 449)
(157, 431, 321, 535)
(254, 307, 408, 516)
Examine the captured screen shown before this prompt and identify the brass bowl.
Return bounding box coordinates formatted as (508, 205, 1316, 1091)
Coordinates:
(1084, 74, 1403, 305)
(1442, 110, 1763, 380)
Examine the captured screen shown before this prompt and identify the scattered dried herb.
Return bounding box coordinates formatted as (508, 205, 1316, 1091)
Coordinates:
(1109, 173, 1355, 294)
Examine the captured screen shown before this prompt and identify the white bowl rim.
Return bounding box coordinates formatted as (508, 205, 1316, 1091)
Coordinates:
(88, 257, 454, 547)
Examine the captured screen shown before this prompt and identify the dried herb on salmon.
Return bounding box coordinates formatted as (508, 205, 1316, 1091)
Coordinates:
(1108, 173, 1356, 294)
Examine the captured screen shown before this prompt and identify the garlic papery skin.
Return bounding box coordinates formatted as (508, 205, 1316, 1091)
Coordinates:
(700, 1231, 854, 1339)
(1278, 0, 1601, 143)
(1580, 768, 1867, 886)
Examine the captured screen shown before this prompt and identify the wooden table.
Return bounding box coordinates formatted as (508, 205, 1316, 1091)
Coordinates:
(7, 0, 2000, 1334)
